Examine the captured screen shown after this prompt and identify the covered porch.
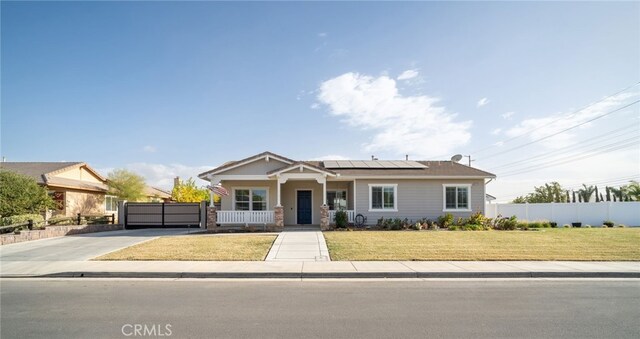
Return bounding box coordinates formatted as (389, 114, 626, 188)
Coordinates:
(209, 163, 356, 230)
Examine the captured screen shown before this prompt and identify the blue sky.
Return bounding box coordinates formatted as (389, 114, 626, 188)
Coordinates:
(2, 1, 639, 200)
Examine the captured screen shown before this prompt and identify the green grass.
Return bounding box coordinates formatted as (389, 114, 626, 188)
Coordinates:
(323, 228, 640, 261)
(95, 235, 277, 261)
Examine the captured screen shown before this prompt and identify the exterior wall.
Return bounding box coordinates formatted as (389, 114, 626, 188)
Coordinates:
(221, 158, 289, 175)
(281, 180, 323, 225)
(54, 166, 104, 184)
(354, 179, 485, 224)
(218, 180, 278, 211)
(63, 189, 106, 217)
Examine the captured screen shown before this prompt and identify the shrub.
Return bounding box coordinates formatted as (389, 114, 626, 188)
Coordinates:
(437, 213, 454, 228)
(448, 226, 460, 231)
(603, 221, 614, 228)
(563, 224, 571, 228)
(571, 222, 582, 228)
(334, 210, 348, 228)
(585, 225, 592, 228)
(466, 212, 487, 226)
(493, 215, 518, 230)
(617, 224, 626, 228)
(550, 222, 558, 228)
(0, 213, 44, 227)
(462, 224, 490, 231)
(411, 222, 422, 230)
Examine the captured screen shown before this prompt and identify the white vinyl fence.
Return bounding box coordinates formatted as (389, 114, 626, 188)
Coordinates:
(485, 202, 640, 226)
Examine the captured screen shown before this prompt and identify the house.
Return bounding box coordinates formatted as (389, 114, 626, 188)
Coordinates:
(197, 151, 496, 230)
(0, 162, 172, 217)
(0, 162, 110, 217)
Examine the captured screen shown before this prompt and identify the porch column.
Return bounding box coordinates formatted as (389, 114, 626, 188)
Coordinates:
(322, 180, 327, 205)
(276, 175, 283, 206)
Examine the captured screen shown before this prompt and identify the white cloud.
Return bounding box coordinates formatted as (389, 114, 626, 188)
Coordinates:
(504, 92, 638, 148)
(142, 145, 156, 153)
(501, 111, 515, 120)
(491, 128, 502, 135)
(397, 69, 419, 81)
(309, 154, 350, 161)
(318, 32, 327, 38)
(316, 72, 471, 158)
(101, 163, 214, 190)
(477, 97, 490, 107)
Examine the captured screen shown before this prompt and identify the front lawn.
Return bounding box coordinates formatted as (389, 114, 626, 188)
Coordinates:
(324, 228, 640, 261)
(95, 235, 277, 261)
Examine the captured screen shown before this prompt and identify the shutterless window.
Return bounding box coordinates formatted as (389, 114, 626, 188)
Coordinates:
(445, 186, 469, 210)
(327, 190, 347, 210)
(105, 195, 118, 212)
(371, 186, 395, 210)
(235, 189, 267, 211)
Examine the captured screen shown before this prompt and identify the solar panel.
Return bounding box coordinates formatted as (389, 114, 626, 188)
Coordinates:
(323, 160, 427, 169)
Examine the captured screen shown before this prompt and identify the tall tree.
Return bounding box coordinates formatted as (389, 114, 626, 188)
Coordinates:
(578, 184, 595, 202)
(107, 169, 146, 201)
(511, 182, 566, 203)
(171, 178, 210, 203)
(624, 181, 640, 201)
(0, 170, 55, 217)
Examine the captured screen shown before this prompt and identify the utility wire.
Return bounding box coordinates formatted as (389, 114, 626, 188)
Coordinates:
(475, 99, 640, 162)
(486, 124, 639, 171)
(496, 176, 640, 199)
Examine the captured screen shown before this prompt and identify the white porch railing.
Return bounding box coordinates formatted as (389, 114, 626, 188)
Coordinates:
(216, 211, 275, 224)
(328, 210, 355, 223)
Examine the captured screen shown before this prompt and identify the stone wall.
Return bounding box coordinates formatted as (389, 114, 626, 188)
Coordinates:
(320, 204, 330, 230)
(206, 206, 218, 232)
(0, 224, 123, 246)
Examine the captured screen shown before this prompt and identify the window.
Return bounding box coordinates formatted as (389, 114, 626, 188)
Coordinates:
(234, 188, 268, 211)
(443, 185, 471, 211)
(105, 195, 118, 212)
(369, 184, 397, 211)
(327, 190, 347, 210)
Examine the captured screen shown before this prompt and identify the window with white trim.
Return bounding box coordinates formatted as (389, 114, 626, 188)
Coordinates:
(444, 185, 470, 210)
(234, 189, 268, 211)
(327, 190, 347, 210)
(105, 195, 118, 212)
(369, 184, 397, 211)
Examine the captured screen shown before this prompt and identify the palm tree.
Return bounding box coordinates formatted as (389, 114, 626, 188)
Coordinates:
(578, 184, 596, 203)
(625, 181, 640, 201)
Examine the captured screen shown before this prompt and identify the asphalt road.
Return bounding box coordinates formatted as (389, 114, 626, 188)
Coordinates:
(1, 279, 639, 339)
(0, 228, 193, 261)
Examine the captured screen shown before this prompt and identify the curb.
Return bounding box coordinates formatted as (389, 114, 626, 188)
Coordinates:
(2, 271, 639, 279)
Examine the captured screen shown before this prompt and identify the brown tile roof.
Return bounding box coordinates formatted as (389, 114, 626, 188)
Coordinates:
(0, 162, 109, 191)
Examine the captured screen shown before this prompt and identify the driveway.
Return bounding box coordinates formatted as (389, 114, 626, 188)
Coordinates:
(0, 228, 195, 262)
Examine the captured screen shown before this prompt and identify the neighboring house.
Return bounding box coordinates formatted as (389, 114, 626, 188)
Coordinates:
(485, 194, 497, 204)
(144, 186, 172, 203)
(0, 162, 109, 217)
(198, 151, 496, 229)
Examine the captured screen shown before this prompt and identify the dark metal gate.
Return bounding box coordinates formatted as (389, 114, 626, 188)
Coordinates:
(125, 203, 201, 229)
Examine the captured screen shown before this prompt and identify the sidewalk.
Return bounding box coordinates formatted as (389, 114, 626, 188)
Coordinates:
(1, 260, 638, 279)
(265, 227, 330, 262)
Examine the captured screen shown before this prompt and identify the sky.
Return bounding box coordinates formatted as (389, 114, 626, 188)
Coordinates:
(2, 1, 639, 201)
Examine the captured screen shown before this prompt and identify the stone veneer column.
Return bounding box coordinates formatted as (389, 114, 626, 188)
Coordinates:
(274, 206, 284, 229)
(320, 204, 330, 230)
(206, 206, 218, 232)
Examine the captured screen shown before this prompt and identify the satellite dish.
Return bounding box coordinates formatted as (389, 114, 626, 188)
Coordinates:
(451, 154, 463, 163)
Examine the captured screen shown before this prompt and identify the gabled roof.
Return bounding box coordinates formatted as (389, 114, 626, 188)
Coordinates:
(198, 151, 295, 178)
(0, 162, 109, 192)
(145, 186, 171, 199)
(267, 162, 337, 176)
(305, 160, 495, 178)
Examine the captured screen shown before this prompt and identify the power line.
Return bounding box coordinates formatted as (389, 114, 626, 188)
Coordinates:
(433, 81, 640, 159)
(485, 124, 639, 171)
(498, 140, 639, 177)
(475, 99, 640, 162)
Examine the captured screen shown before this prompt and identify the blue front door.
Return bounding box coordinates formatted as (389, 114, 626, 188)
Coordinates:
(297, 190, 312, 224)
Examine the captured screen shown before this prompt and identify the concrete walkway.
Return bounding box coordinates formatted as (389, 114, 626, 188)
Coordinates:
(1, 260, 638, 279)
(265, 226, 330, 262)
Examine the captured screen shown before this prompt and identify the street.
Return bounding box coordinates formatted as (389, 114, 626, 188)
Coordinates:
(1, 279, 639, 338)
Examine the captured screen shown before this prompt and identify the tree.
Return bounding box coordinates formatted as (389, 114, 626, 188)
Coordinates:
(578, 184, 595, 202)
(0, 170, 55, 217)
(511, 182, 566, 203)
(624, 181, 640, 201)
(107, 169, 146, 201)
(172, 178, 210, 203)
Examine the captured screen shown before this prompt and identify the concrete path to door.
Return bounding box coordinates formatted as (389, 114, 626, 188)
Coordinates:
(265, 226, 330, 262)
